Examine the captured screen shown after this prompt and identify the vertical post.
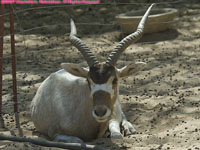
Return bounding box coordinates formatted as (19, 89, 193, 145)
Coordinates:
(9, 5, 18, 114)
(0, 4, 5, 128)
(9, 5, 21, 133)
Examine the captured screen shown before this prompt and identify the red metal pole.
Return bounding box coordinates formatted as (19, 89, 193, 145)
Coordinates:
(0, 4, 5, 128)
(9, 5, 18, 114)
(9, 5, 22, 135)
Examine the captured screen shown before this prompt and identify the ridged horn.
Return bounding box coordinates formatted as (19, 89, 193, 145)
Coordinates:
(106, 4, 155, 65)
(69, 19, 99, 67)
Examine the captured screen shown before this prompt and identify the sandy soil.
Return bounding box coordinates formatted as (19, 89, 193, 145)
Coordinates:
(0, 1, 200, 150)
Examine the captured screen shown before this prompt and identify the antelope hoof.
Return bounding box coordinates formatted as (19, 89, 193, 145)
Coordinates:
(122, 121, 136, 136)
(55, 135, 84, 143)
(111, 132, 123, 139)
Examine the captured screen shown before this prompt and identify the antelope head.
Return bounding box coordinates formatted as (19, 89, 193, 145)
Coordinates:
(61, 4, 154, 123)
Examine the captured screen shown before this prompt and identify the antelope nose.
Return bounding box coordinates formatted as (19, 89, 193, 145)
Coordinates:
(94, 106, 107, 117)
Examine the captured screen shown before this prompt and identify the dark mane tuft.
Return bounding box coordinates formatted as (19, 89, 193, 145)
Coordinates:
(89, 63, 116, 84)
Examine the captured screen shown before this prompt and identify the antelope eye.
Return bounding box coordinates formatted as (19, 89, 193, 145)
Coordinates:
(112, 78, 117, 84)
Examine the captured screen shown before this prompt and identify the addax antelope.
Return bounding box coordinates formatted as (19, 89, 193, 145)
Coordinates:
(31, 4, 154, 143)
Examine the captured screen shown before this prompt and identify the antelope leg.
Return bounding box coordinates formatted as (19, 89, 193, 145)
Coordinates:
(109, 120, 123, 139)
(121, 112, 136, 136)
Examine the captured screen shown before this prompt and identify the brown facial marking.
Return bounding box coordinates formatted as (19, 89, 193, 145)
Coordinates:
(93, 90, 112, 108)
(88, 63, 116, 84)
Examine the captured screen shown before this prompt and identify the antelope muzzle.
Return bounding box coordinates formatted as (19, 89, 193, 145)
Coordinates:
(92, 90, 112, 122)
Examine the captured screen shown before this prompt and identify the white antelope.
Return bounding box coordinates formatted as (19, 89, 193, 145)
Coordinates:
(31, 4, 154, 143)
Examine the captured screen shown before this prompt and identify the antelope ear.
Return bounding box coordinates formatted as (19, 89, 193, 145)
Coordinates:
(61, 63, 89, 78)
(118, 62, 147, 78)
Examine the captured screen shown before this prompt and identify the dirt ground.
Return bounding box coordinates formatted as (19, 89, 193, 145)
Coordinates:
(0, 1, 200, 150)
